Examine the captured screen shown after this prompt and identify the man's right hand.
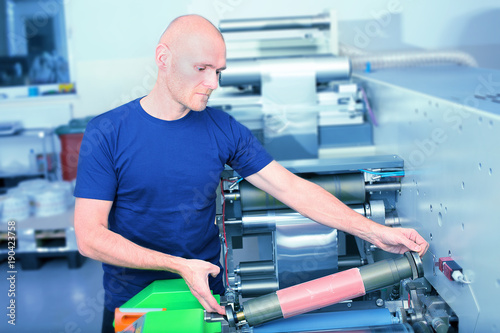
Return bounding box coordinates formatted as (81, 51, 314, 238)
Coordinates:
(178, 259, 226, 315)
(75, 198, 226, 315)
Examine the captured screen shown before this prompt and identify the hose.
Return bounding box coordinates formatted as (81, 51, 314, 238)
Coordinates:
(339, 43, 478, 70)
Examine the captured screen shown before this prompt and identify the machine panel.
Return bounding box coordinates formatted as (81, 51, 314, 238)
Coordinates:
(358, 66, 500, 332)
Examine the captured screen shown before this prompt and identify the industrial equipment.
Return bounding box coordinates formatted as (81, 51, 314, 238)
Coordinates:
(215, 154, 441, 333)
(116, 11, 499, 333)
(225, 252, 423, 328)
(210, 11, 370, 161)
(213, 11, 497, 333)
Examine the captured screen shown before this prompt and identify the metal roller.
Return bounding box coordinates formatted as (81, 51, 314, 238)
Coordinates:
(241, 211, 277, 234)
(241, 205, 366, 235)
(239, 173, 366, 212)
(365, 182, 402, 192)
(360, 252, 421, 291)
(313, 174, 366, 205)
(220, 55, 352, 87)
(338, 255, 367, 269)
(226, 252, 423, 327)
(235, 260, 275, 276)
(237, 277, 279, 298)
(219, 13, 330, 33)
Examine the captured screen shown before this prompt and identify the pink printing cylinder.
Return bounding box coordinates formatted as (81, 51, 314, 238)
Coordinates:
(276, 268, 366, 318)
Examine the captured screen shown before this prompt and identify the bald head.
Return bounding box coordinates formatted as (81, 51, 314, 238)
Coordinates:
(150, 15, 226, 114)
(159, 15, 224, 49)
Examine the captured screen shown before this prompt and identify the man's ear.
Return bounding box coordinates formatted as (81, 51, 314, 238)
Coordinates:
(155, 43, 171, 69)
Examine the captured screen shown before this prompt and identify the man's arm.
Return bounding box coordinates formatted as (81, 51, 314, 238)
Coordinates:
(245, 161, 429, 257)
(74, 197, 225, 314)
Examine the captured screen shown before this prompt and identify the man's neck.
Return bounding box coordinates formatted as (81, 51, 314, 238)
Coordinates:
(140, 86, 190, 121)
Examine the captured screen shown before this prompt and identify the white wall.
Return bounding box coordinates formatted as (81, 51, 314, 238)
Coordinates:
(403, 0, 500, 48)
(402, 0, 500, 69)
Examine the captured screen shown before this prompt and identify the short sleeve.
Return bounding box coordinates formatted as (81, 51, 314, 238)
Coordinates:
(227, 116, 274, 178)
(73, 120, 117, 200)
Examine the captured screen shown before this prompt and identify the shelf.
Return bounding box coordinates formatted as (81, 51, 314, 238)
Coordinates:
(0, 84, 77, 105)
(4, 127, 55, 136)
(0, 171, 46, 178)
(16, 206, 75, 231)
(0, 126, 58, 181)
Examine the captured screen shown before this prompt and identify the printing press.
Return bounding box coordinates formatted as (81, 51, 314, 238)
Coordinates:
(116, 11, 499, 333)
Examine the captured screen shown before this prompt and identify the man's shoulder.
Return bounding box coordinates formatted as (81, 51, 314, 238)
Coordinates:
(204, 106, 239, 126)
(87, 98, 140, 129)
(205, 106, 229, 118)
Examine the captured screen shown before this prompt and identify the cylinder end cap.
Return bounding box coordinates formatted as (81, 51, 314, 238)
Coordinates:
(225, 305, 236, 327)
(405, 251, 424, 279)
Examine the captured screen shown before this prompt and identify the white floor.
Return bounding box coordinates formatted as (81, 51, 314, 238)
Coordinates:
(0, 257, 104, 332)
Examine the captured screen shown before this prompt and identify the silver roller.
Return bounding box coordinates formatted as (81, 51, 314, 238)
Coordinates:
(241, 211, 277, 234)
(365, 182, 402, 192)
(242, 205, 367, 235)
(239, 173, 366, 212)
(220, 55, 352, 87)
(219, 13, 330, 33)
(349, 204, 367, 216)
(235, 260, 275, 276)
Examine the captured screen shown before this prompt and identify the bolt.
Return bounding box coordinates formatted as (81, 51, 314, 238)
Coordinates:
(376, 299, 384, 307)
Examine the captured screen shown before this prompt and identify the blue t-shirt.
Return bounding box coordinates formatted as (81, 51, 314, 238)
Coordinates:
(74, 97, 273, 311)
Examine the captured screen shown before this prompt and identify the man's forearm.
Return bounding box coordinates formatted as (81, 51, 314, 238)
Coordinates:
(75, 212, 225, 314)
(284, 176, 383, 242)
(77, 224, 185, 274)
(246, 162, 427, 256)
(246, 162, 382, 242)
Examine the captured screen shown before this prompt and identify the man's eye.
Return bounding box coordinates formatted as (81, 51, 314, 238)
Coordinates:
(196, 67, 206, 71)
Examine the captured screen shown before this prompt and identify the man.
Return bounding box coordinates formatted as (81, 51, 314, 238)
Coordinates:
(74, 15, 429, 333)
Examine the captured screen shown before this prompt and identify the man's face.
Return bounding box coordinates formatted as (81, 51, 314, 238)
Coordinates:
(165, 35, 226, 112)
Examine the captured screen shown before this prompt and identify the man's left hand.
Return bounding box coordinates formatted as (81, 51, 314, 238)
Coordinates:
(370, 226, 429, 257)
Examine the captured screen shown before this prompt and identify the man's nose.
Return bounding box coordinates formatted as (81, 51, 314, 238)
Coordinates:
(204, 71, 219, 90)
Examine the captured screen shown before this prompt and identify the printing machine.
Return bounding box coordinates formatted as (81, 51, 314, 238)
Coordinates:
(117, 12, 500, 333)
(209, 10, 371, 161)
